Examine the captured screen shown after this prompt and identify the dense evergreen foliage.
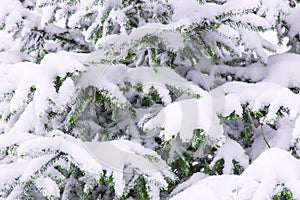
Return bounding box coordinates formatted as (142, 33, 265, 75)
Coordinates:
(1, 0, 300, 199)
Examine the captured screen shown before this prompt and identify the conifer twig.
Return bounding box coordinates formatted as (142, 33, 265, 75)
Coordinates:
(260, 123, 271, 148)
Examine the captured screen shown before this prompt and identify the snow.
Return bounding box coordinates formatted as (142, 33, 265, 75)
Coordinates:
(0, 160, 29, 188)
(83, 139, 174, 196)
(1, 0, 300, 199)
(240, 148, 300, 199)
(0, 51, 34, 64)
(287, 5, 300, 36)
(222, 94, 243, 116)
(79, 62, 208, 106)
(292, 115, 300, 140)
(259, 0, 291, 22)
(170, 172, 208, 196)
(224, 81, 300, 121)
(17, 134, 104, 174)
(40, 51, 87, 76)
(168, 0, 281, 61)
(170, 0, 261, 24)
(143, 96, 224, 142)
(240, 29, 275, 61)
(170, 175, 240, 200)
(171, 148, 300, 199)
(210, 139, 249, 174)
(19, 154, 55, 183)
(84, 139, 171, 175)
(217, 62, 267, 82)
(7, 103, 37, 134)
(248, 117, 292, 157)
(121, 67, 208, 104)
(96, 23, 185, 53)
(0, 31, 14, 51)
(169, 0, 218, 22)
(35, 177, 60, 198)
(112, 171, 126, 196)
(40, 6, 56, 28)
(217, 24, 239, 40)
(260, 31, 290, 54)
(78, 63, 128, 104)
(0, 128, 175, 198)
(0, 1, 23, 29)
(264, 53, 300, 88)
(268, 117, 293, 149)
(0, 51, 87, 136)
(140, 57, 300, 144)
(54, 77, 75, 111)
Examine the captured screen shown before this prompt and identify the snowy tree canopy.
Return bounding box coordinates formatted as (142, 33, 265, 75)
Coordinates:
(1, 0, 300, 199)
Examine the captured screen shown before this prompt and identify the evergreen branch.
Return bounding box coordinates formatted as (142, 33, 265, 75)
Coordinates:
(260, 124, 271, 149)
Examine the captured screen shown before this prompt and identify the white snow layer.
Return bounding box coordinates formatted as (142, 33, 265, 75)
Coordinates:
(0, 51, 86, 135)
(84, 139, 174, 196)
(35, 177, 60, 198)
(210, 139, 249, 174)
(171, 148, 300, 199)
(143, 96, 224, 141)
(80, 63, 208, 105)
(0, 129, 174, 198)
(286, 5, 300, 36)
